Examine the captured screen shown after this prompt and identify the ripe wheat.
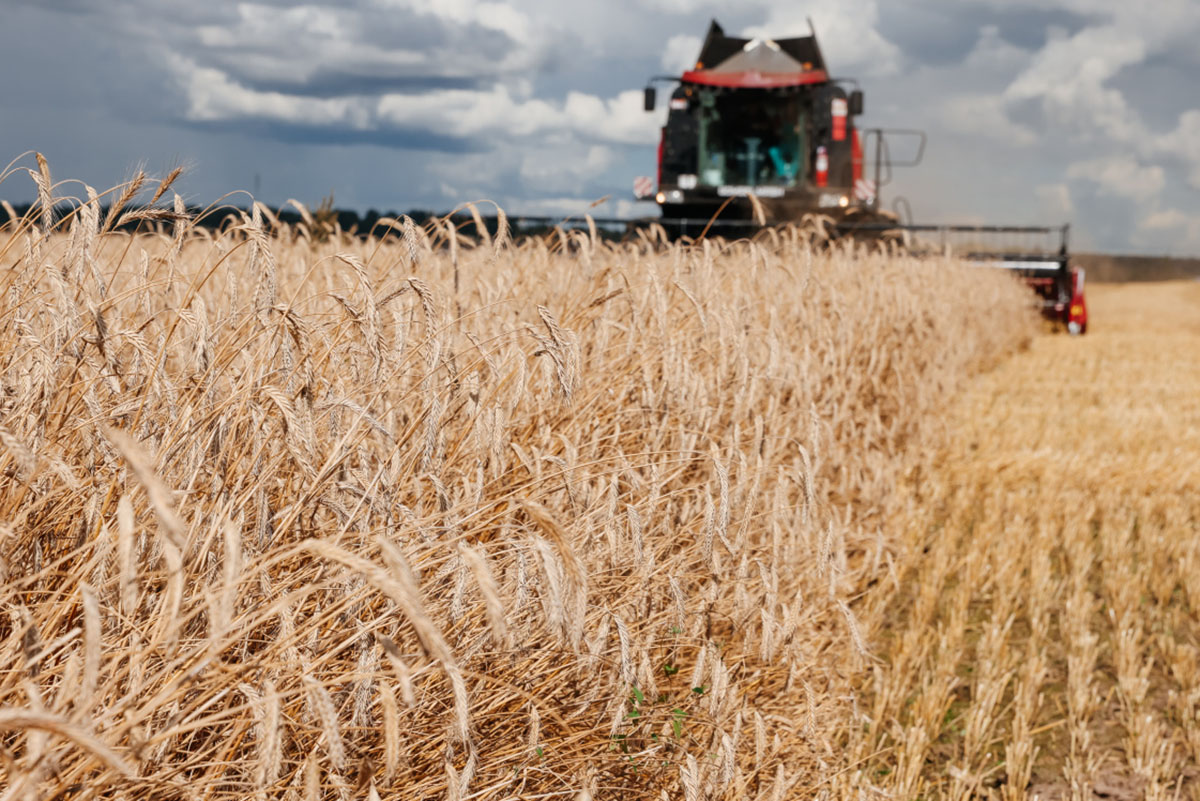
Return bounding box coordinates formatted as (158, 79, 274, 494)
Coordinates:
(0, 158, 1034, 799)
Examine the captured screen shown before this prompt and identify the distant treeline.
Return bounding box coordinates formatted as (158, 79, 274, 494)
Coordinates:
(0, 200, 465, 236)
(0, 201, 632, 243)
(1074, 252, 1200, 283)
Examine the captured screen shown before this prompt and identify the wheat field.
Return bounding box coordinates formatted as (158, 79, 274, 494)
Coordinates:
(0, 160, 1193, 801)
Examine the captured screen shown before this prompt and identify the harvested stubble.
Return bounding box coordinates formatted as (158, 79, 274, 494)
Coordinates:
(0, 160, 1032, 800)
(850, 282, 1200, 801)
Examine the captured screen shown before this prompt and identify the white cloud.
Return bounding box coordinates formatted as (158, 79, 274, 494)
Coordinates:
(194, 6, 426, 86)
(467, 1, 538, 46)
(161, 0, 553, 95)
(957, 0, 1200, 43)
(173, 56, 372, 127)
(365, 0, 541, 51)
(1140, 209, 1189, 231)
(1004, 25, 1147, 143)
(962, 25, 1030, 73)
(742, 0, 902, 76)
(172, 57, 658, 147)
(661, 34, 702, 74)
(941, 94, 1036, 145)
(503, 195, 656, 219)
(376, 86, 656, 144)
(1066, 156, 1165, 204)
(519, 144, 617, 193)
(1035, 183, 1074, 219)
(638, 0, 721, 11)
(614, 198, 659, 218)
(1136, 209, 1200, 252)
(1157, 110, 1200, 188)
(562, 90, 659, 145)
(377, 85, 561, 137)
(937, 3, 1199, 172)
(938, 3, 1200, 246)
(508, 196, 614, 217)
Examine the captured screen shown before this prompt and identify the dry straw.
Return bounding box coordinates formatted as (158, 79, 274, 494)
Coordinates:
(0, 156, 1038, 800)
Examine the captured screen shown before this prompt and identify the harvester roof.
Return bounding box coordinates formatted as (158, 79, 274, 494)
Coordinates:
(682, 20, 828, 89)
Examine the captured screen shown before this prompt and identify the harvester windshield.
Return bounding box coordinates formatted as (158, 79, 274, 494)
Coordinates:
(697, 90, 806, 188)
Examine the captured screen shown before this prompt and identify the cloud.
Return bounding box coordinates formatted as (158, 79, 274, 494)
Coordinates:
(1136, 209, 1200, 252)
(1066, 156, 1165, 204)
(170, 56, 657, 149)
(961, 2, 1200, 152)
(661, 34, 702, 74)
(175, 57, 373, 128)
(637, 0, 721, 11)
(177, 1, 549, 95)
(1140, 209, 1189, 231)
(941, 94, 1036, 145)
(376, 86, 561, 138)
(933, 2, 1200, 241)
(562, 91, 659, 145)
(1003, 25, 1147, 143)
(1035, 183, 1073, 218)
(962, 24, 1031, 72)
(1157, 110, 1200, 188)
(744, 0, 903, 76)
(501, 195, 655, 220)
(519, 144, 617, 194)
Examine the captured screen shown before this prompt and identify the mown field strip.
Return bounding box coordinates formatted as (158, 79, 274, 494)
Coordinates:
(853, 282, 1200, 801)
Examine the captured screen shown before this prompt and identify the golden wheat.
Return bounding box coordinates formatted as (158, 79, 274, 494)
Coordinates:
(0, 158, 1036, 799)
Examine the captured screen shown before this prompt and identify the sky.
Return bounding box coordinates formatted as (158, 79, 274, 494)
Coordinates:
(1, 0, 1198, 255)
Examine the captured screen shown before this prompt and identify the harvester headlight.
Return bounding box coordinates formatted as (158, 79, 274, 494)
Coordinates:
(839, 195, 850, 208)
(655, 192, 666, 204)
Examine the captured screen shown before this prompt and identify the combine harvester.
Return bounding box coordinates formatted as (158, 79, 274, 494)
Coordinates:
(633, 20, 1087, 333)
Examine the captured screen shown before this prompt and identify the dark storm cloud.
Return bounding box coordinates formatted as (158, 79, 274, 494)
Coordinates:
(191, 10, 527, 97)
(987, 7, 1096, 51)
(12, 0, 228, 26)
(1108, 61, 1191, 132)
(14, 0, 544, 98)
(876, 3, 985, 66)
(877, 2, 1093, 68)
(227, 73, 484, 100)
(184, 118, 486, 153)
(11, 0, 93, 14)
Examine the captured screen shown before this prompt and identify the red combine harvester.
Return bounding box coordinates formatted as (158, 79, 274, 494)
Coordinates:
(633, 20, 1088, 334)
(640, 20, 884, 226)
